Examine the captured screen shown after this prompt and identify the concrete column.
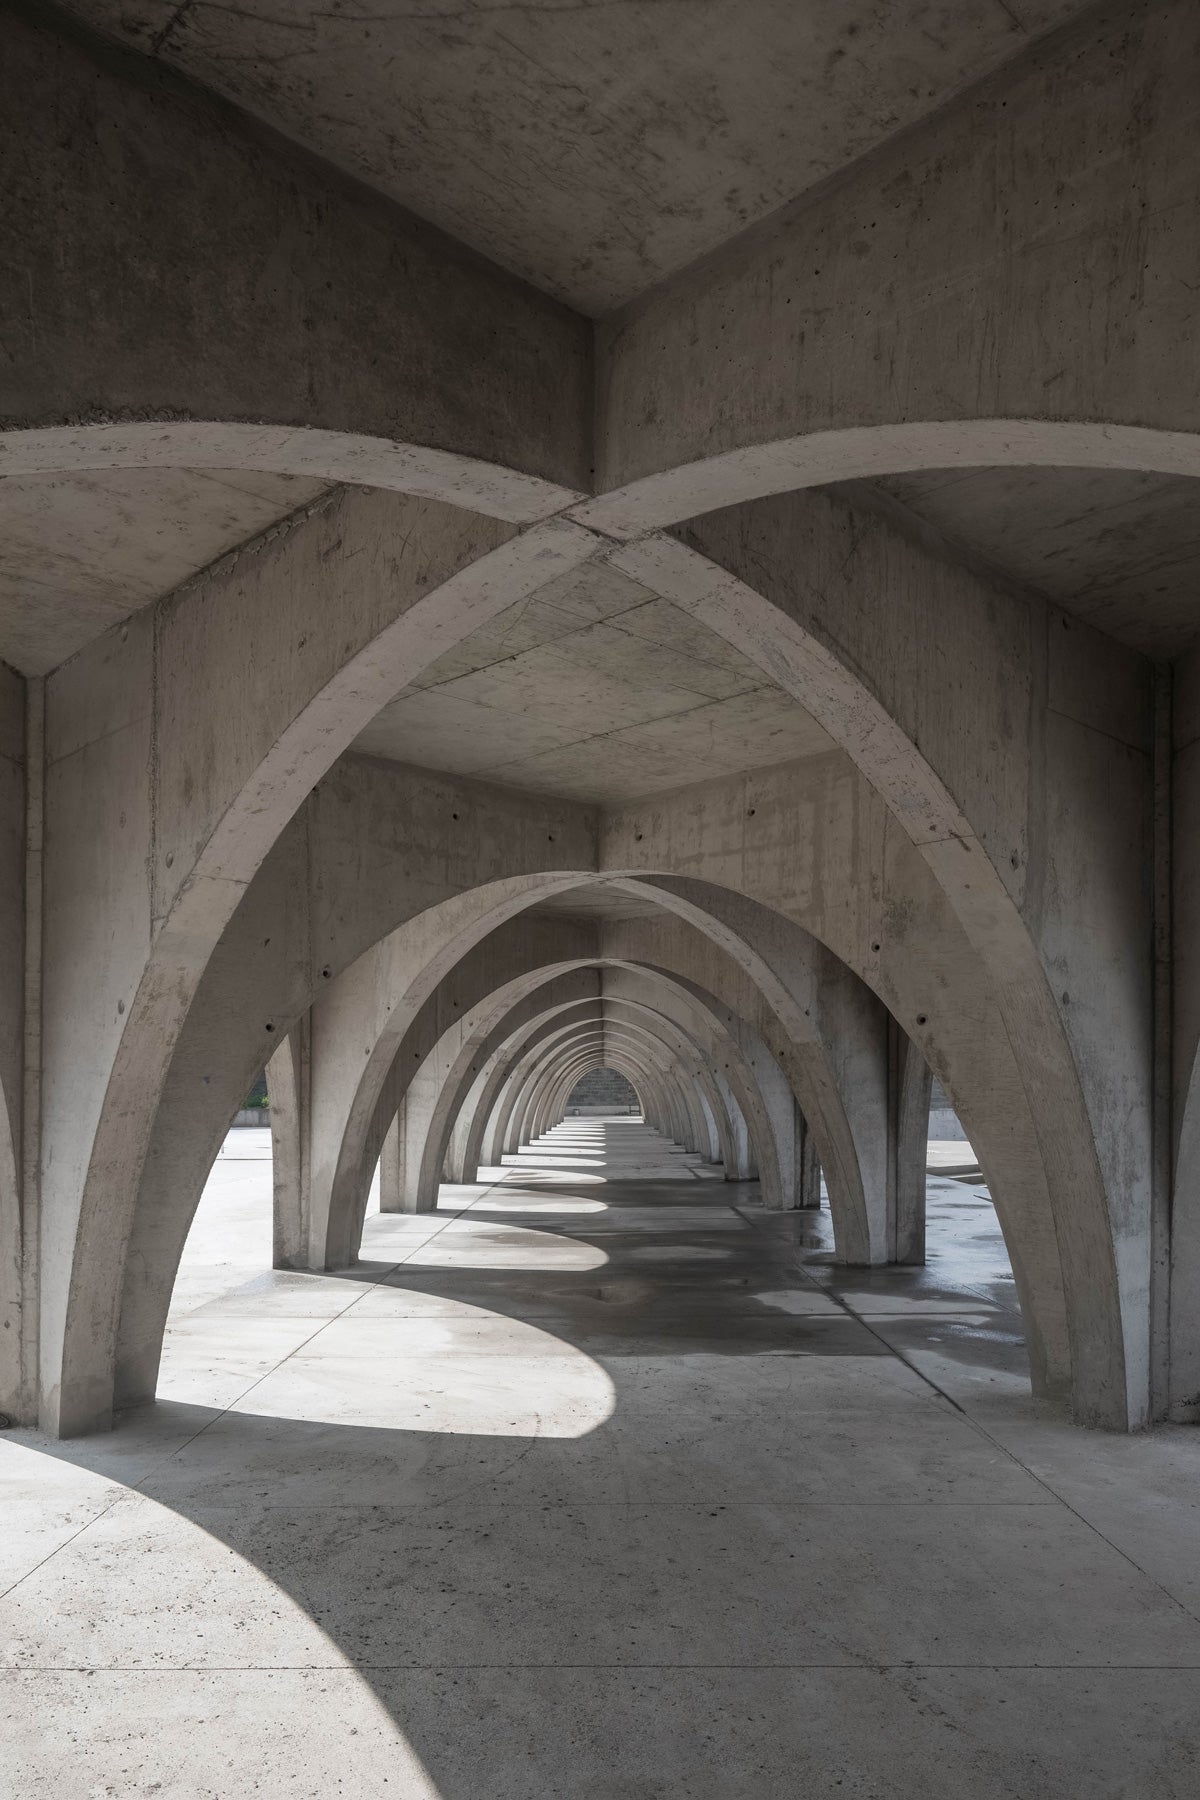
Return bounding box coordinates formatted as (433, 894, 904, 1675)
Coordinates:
(794, 1100, 821, 1210)
(717, 1073, 755, 1182)
(1169, 650, 1200, 1420)
(268, 1020, 310, 1270)
(395, 1065, 443, 1215)
(379, 1112, 405, 1213)
(0, 665, 28, 1425)
(890, 1026, 932, 1266)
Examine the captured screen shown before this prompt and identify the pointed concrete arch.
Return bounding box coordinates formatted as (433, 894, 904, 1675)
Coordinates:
(594, 514, 1146, 1426)
(471, 1001, 743, 1183)
(86, 764, 600, 1427)
(499, 1012, 738, 1179)
(313, 887, 879, 1270)
(417, 975, 777, 1216)
(497, 1002, 750, 1177)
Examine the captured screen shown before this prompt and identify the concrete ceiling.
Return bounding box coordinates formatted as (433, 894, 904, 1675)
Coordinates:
(0, 467, 329, 674)
(528, 884, 665, 923)
(352, 557, 835, 801)
(7, 460, 1196, 690)
(862, 468, 1200, 658)
(58, 0, 1092, 315)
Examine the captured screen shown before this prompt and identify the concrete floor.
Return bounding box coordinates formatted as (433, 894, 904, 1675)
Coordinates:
(3, 1120, 1200, 1796)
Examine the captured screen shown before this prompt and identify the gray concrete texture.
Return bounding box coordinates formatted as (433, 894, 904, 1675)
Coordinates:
(6, 1123, 1200, 1795)
(566, 1066, 640, 1113)
(3, 0, 1200, 1786)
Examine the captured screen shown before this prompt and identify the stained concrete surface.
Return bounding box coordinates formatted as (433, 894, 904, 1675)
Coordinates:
(57, 0, 1092, 313)
(864, 466, 1200, 657)
(353, 572, 834, 803)
(0, 467, 329, 674)
(3, 1119, 1200, 1795)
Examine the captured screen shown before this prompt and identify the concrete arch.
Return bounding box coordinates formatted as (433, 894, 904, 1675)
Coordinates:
(126, 802, 1043, 1432)
(379, 954, 682, 1191)
(603, 850, 1079, 1409)
(447, 964, 770, 1173)
(533, 1046, 688, 1151)
(466, 1013, 667, 1175)
(486, 1024, 661, 1159)
(1, 422, 579, 527)
(472, 1012, 618, 1172)
(453, 999, 728, 1177)
(125, 902, 776, 1414)
(42, 506, 595, 1437)
(475, 1003, 743, 1185)
(89, 777, 599, 1428)
(49, 469, 1156, 1432)
(51, 476, 1160, 1432)
(601, 890, 870, 1225)
(599, 984, 774, 1183)
(413, 971, 776, 1219)
(520, 1030, 697, 1156)
(315, 891, 877, 1267)
(514, 1015, 726, 1168)
(444, 1038, 648, 1182)
(508, 1018, 731, 1175)
(112, 881, 598, 1415)
(516, 1010, 744, 1168)
(72, 698, 1129, 1432)
(367, 977, 605, 1229)
(538, 1042, 716, 1160)
(308, 916, 600, 1269)
(601, 961, 808, 1196)
(594, 527, 1141, 1425)
(581, 423, 1200, 541)
(599, 882, 891, 1260)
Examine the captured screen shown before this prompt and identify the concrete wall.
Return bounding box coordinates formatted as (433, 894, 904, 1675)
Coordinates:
(566, 1068, 640, 1113)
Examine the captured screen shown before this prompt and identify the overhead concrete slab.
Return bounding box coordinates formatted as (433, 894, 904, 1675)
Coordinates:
(58, 0, 1093, 313)
(354, 577, 834, 801)
(0, 467, 329, 673)
(865, 466, 1200, 656)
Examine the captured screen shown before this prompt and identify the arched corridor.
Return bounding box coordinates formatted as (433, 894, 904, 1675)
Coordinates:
(5, 0, 1200, 1787)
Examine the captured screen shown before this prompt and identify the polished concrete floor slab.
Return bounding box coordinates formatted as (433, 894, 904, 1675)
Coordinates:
(3, 1119, 1200, 1795)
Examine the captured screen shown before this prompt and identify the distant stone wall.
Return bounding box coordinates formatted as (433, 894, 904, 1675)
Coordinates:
(929, 1077, 967, 1142)
(566, 1067, 640, 1115)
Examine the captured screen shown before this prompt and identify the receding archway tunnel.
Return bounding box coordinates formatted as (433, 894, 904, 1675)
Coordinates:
(11, 10, 1200, 1789)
